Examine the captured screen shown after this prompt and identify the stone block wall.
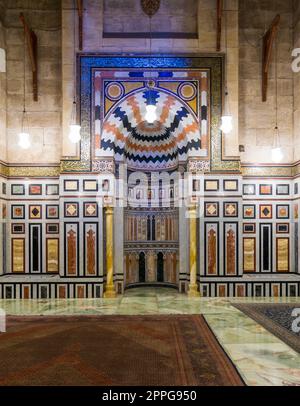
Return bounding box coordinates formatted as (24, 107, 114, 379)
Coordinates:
(239, 0, 294, 164)
(293, 0, 300, 161)
(4, 0, 62, 164)
(0, 1, 7, 162)
(103, 0, 197, 36)
(1, 0, 299, 165)
(62, 0, 240, 159)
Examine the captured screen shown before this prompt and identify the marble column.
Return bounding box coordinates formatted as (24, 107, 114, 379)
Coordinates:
(104, 207, 116, 298)
(188, 206, 200, 297)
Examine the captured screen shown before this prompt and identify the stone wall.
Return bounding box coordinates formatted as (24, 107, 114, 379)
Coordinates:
(293, 0, 300, 161)
(103, 0, 197, 36)
(239, 0, 294, 164)
(0, 0, 5, 18)
(0, 1, 7, 162)
(4, 0, 62, 164)
(2, 0, 298, 165)
(62, 0, 240, 159)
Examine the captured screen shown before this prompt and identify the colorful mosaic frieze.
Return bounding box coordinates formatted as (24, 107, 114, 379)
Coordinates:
(0, 164, 60, 178)
(92, 160, 114, 173)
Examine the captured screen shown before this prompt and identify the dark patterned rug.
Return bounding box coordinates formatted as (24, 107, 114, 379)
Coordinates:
(234, 303, 300, 353)
(0, 315, 244, 386)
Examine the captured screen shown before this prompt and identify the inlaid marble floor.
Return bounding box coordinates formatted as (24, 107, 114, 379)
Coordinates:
(0, 287, 300, 386)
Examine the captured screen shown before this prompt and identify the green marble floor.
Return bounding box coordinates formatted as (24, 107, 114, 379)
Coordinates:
(0, 287, 300, 386)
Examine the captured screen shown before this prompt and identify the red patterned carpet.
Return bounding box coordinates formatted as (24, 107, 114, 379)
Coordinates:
(0, 315, 244, 386)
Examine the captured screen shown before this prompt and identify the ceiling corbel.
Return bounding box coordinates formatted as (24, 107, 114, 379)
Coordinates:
(19, 13, 38, 102)
(262, 14, 280, 102)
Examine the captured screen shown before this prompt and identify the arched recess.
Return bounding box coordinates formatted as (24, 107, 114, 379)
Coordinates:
(98, 88, 207, 171)
(157, 252, 164, 282)
(105, 88, 200, 291)
(139, 252, 146, 283)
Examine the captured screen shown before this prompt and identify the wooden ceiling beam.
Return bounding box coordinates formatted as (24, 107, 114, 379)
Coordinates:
(216, 0, 223, 52)
(19, 13, 38, 102)
(262, 14, 280, 102)
(77, 0, 83, 51)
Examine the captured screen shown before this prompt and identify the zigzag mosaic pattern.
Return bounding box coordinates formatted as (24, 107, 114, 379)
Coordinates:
(99, 90, 204, 170)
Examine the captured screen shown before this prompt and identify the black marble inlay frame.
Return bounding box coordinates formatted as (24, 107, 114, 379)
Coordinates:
(243, 223, 256, 234)
(29, 224, 42, 274)
(11, 184, 25, 195)
(276, 184, 289, 195)
(46, 184, 59, 196)
(276, 223, 289, 234)
(243, 184, 256, 195)
(11, 223, 25, 234)
(11, 205, 25, 220)
(276, 205, 289, 219)
(46, 224, 59, 234)
(260, 223, 272, 273)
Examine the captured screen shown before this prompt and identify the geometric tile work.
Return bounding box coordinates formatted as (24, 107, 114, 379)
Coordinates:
(243, 205, 255, 219)
(29, 205, 42, 219)
(260, 205, 272, 219)
(1, 173, 297, 298)
(259, 185, 272, 195)
(65, 203, 78, 217)
(224, 202, 238, 217)
(84, 203, 98, 217)
(46, 205, 59, 219)
(276, 205, 289, 219)
(205, 203, 219, 217)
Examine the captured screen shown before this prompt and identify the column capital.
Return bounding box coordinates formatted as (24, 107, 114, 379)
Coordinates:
(105, 206, 114, 215)
(188, 205, 198, 214)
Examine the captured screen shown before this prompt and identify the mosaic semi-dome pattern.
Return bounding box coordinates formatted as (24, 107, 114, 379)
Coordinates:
(100, 90, 203, 170)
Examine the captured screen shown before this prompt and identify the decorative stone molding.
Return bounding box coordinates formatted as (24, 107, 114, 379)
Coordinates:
(188, 160, 210, 173)
(0, 163, 60, 178)
(92, 160, 114, 173)
(242, 164, 293, 178)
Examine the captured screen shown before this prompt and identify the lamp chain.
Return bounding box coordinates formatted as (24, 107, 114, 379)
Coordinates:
(274, 36, 279, 147)
(224, 6, 231, 116)
(22, 21, 26, 131)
